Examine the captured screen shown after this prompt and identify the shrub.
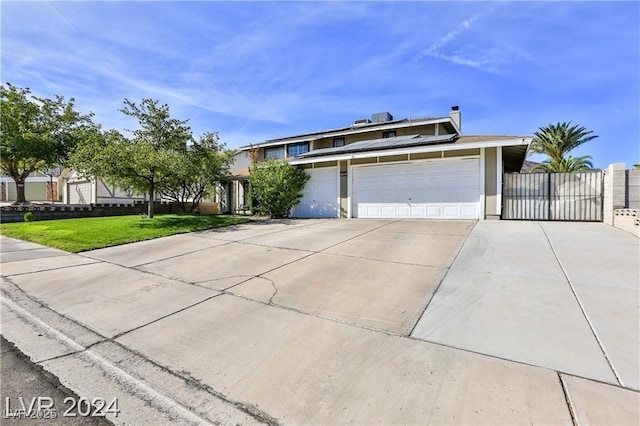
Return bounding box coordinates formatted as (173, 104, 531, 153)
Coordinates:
(23, 212, 35, 222)
(249, 159, 310, 218)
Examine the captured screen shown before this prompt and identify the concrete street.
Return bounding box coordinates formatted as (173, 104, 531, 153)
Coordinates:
(1, 219, 638, 425)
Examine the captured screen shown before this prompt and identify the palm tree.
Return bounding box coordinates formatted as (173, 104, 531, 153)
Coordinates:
(532, 155, 594, 173)
(530, 122, 598, 172)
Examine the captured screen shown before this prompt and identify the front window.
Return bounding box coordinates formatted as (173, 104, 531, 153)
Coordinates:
(382, 131, 396, 138)
(287, 142, 310, 157)
(333, 138, 345, 147)
(265, 146, 285, 159)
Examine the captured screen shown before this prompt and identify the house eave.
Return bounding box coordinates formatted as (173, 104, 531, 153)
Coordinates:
(288, 137, 532, 165)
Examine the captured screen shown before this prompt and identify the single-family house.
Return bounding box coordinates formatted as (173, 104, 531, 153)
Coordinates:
(60, 169, 150, 205)
(225, 107, 532, 219)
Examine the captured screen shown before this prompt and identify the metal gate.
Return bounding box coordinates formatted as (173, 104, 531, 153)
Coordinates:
(502, 171, 603, 221)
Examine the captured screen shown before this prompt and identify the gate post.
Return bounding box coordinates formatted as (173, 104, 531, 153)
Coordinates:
(603, 163, 626, 225)
(547, 173, 552, 220)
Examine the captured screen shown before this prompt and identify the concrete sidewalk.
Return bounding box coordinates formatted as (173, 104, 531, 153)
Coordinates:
(1, 220, 638, 425)
(411, 221, 639, 390)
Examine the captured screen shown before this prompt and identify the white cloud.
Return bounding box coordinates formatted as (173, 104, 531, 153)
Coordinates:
(418, 14, 508, 74)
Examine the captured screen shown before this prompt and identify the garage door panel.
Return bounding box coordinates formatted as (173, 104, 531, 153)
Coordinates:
(443, 206, 459, 217)
(410, 206, 426, 217)
(291, 167, 338, 218)
(461, 205, 478, 218)
(353, 158, 480, 219)
(427, 206, 443, 217)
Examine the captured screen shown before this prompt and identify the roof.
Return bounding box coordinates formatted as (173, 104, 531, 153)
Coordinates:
(230, 134, 532, 177)
(238, 115, 455, 150)
(520, 160, 545, 173)
(289, 133, 532, 173)
(298, 134, 457, 158)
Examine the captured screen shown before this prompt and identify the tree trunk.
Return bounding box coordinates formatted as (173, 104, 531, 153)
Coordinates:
(148, 182, 155, 218)
(15, 178, 26, 203)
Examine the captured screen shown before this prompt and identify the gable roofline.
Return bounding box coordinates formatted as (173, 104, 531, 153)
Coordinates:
(237, 115, 454, 151)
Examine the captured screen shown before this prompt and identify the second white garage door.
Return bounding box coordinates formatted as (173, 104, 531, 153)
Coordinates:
(352, 158, 480, 219)
(68, 181, 92, 204)
(291, 167, 339, 218)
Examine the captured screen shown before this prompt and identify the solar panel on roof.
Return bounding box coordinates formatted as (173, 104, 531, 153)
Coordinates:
(298, 134, 457, 158)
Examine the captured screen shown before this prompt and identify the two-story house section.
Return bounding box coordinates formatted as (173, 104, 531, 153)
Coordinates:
(226, 106, 532, 220)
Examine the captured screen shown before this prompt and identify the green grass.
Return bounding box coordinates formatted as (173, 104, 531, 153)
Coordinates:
(0, 214, 252, 253)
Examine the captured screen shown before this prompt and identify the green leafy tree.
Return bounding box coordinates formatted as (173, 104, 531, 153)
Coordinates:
(248, 159, 310, 218)
(70, 99, 191, 217)
(0, 83, 96, 203)
(532, 155, 594, 173)
(530, 121, 598, 172)
(160, 132, 234, 212)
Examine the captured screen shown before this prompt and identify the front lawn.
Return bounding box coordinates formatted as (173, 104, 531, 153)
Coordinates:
(0, 214, 252, 253)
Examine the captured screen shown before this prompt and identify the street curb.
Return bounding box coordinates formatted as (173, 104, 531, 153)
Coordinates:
(1, 278, 267, 425)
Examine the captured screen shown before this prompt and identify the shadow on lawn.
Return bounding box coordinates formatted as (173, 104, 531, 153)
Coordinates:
(135, 215, 248, 231)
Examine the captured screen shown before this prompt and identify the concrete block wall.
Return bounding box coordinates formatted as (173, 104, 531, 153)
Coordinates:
(0, 202, 178, 223)
(603, 163, 640, 237)
(603, 163, 626, 226)
(613, 209, 640, 237)
(626, 169, 640, 209)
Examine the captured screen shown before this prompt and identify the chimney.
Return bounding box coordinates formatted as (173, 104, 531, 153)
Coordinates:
(449, 105, 461, 132)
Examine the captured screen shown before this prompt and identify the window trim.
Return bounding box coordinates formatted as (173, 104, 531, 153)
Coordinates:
(287, 142, 310, 157)
(382, 131, 396, 138)
(333, 137, 345, 147)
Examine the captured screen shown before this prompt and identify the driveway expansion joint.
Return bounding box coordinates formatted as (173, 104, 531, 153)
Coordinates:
(111, 293, 223, 340)
(539, 222, 624, 387)
(1, 259, 103, 277)
(558, 373, 579, 426)
(91, 239, 235, 268)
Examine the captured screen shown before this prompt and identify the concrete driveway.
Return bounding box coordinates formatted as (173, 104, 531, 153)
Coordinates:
(1, 219, 638, 425)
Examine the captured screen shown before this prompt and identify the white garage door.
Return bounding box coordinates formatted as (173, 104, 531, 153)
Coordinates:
(291, 167, 339, 218)
(352, 158, 480, 219)
(68, 181, 92, 204)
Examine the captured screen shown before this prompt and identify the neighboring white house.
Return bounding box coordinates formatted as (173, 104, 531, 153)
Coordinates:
(60, 169, 149, 205)
(0, 171, 58, 203)
(226, 107, 532, 220)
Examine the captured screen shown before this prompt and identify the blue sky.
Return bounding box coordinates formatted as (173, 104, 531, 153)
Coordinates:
(2, 1, 639, 168)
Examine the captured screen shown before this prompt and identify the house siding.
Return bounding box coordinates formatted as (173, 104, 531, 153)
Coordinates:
(409, 152, 441, 160)
(484, 147, 498, 218)
(340, 161, 348, 218)
(233, 150, 251, 171)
